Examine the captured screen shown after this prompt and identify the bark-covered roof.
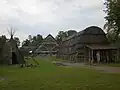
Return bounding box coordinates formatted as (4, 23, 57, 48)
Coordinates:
(62, 26, 107, 43)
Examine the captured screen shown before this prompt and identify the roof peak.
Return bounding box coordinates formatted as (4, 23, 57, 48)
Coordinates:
(48, 34, 53, 36)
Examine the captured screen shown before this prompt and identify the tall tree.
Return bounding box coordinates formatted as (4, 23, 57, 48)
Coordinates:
(66, 30, 77, 37)
(22, 34, 43, 47)
(37, 34, 43, 42)
(56, 30, 77, 43)
(31, 34, 43, 46)
(28, 35, 32, 43)
(104, 0, 120, 42)
(36, 34, 43, 44)
(0, 35, 7, 62)
(32, 36, 37, 45)
(22, 39, 30, 46)
(106, 31, 116, 42)
(56, 31, 67, 43)
(0, 35, 7, 48)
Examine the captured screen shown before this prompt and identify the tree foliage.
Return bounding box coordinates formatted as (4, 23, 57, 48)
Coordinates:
(0, 35, 7, 44)
(56, 30, 77, 43)
(104, 0, 120, 42)
(56, 31, 67, 43)
(14, 37, 20, 47)
(0, 35, 7, 61)
(106, 31, 116, 42)
(66, 30, 77, 37)
(22, 39, 31, 46)
(22, 34, 43, 47)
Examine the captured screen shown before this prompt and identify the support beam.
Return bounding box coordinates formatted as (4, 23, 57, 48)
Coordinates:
(116, 49, 119, 63)
(89, 49, 91, 63)
(106, 51, 109, 63)
(91, 49, 94, 64)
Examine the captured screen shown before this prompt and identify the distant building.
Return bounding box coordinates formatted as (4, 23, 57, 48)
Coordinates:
(34, 34, 59, 56)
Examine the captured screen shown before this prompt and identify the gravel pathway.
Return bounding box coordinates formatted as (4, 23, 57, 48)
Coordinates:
(54, 61, 120, 73)
(90, 66, 120, 73)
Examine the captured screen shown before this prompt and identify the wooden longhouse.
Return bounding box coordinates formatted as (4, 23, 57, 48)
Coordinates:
(57, 26, 119, 63)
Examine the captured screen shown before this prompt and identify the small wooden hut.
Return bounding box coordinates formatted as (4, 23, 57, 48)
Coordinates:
(35, 34, 59, 56)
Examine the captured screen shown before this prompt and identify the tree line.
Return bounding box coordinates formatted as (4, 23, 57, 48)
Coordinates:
(22, 30, 77, 47)
(104, 0, 120, 43)
(0, 35, 20, 47)
(22, 34, 43, 47)
(0, 30, 77, 48)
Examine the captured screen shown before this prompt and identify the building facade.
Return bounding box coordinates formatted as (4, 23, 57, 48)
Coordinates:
(35, 34, 59, 56)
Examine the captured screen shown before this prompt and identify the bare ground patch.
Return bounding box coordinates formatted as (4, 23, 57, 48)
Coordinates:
(53, 61, 120, 73)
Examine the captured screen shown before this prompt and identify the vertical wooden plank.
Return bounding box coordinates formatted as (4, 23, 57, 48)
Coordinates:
(89, 48, 91, 63)
(84, 47, 86, 63)
(92, 49, 93, 64)
(106, 51, 108, 63)
(116, 49, 119, 63)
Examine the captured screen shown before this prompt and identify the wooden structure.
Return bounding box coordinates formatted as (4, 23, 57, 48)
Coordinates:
(35, 34, 59, 56)
(0, 30, 25, 65)
(57, 26, 119, 63)
(85, 45, 118, 63)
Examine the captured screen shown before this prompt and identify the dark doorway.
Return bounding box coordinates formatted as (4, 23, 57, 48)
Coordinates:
(93, 50, 97, 63)
(12, 52, 18, 64)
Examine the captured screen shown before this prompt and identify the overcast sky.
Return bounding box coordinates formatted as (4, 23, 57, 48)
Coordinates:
(0, 0, 106, 41)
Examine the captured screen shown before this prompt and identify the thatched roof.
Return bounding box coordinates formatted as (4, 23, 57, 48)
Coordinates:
(62, 26, 108, 45)
(62, 26, 107, 41)
(82, 26, 106, 35)
(42, 34, 58, 44)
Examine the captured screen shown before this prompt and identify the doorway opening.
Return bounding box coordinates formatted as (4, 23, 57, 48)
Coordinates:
(12, 52, 18, 64)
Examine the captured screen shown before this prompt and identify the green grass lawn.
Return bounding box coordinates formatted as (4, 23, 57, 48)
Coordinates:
(0, 57, 120, 90)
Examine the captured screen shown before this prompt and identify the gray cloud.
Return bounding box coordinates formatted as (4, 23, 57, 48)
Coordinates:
(0, 0, 106, 41)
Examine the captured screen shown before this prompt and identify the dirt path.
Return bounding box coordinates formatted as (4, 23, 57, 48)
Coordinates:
(55, 61, 120, 73)
(90, 66, 120, 73)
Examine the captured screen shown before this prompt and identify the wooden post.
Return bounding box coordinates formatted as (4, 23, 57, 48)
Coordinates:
(89, 49, 91, 64)
(76, 53, 78, 63)
(91, 49, 94, 64)
(106, 51, 109, 63)
(84, 47, 85, 63)
(116, 49, 119, 63)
